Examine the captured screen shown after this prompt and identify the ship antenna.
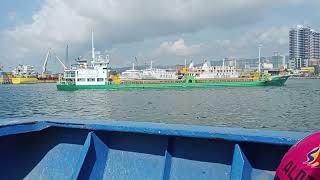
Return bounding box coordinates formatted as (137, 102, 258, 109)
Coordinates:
(222, 58, 225, 68)
(258, 44, 262, 73)
(92, 30, 95, 61)
(65, 44, 69, 69)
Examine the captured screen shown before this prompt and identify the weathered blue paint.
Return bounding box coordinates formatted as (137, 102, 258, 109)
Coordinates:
(162, 137, 174, 180)
(231, 144, 252, 180)
(72, 132, 93, 180)
(0, 118, 312, 179)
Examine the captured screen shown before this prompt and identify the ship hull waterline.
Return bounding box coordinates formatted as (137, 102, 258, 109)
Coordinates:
(57, 75, 289, 91)
(11, 77, 38, 84)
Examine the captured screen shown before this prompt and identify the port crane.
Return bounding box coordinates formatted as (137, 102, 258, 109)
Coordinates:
(42, 48, 67, 76)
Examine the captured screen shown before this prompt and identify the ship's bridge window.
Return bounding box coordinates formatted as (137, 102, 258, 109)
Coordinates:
(65, 71, 75, 78)
(97, 78, 104, 82)
(87, 78, 95, 82)
(77, 78, 86, 82)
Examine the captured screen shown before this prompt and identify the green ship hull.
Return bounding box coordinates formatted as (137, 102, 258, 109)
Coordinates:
(57, 75, 289, 91)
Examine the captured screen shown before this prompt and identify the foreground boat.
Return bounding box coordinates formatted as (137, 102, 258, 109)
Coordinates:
(0, 118, 309, 179)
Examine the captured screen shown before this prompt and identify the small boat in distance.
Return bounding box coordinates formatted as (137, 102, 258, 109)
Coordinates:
(56, 32, 289, 91)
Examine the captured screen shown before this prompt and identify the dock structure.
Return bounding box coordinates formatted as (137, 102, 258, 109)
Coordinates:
(0, 72, 12, 84)
(0, 118, 309, 179)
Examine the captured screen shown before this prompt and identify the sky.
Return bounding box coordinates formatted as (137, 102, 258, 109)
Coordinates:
(0, 0, 319, 72)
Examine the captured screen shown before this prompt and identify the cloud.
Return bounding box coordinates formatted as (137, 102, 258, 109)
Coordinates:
(151, 25, 290, 64)
(246, 26, 290, 46)
(8, 11, 17, 22)
(0, 0, 303, 70)
(185, 26, 290, 60)
(156, 38, 203, 57)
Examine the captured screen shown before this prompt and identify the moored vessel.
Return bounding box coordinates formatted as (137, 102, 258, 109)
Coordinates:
(57, 33, 289, 91)
(11, 65, 38, 84)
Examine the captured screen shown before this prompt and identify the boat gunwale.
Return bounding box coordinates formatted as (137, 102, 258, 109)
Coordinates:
(0, 118, 310, 146)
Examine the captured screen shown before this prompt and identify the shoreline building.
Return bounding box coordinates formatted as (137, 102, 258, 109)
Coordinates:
(0, 64, 3, 84)
(289, 25, 320, 69)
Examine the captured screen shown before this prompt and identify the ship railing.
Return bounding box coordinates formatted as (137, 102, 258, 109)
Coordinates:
(58, 77, 72, 85)
(120, 79, 185, 84)
(194, 78, 255, 83)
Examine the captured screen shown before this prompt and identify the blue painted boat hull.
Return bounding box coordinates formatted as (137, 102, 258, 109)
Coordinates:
(0, 119, 310, 180)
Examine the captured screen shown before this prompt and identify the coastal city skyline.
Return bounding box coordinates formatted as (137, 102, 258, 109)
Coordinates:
(1, 1, 320, 72)
(0, 2, 319, 178)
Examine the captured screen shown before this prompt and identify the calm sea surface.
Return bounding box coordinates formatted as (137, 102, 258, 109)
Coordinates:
(0, 79, 319, 132)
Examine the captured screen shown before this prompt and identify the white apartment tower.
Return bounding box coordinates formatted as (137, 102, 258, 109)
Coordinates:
(289, 25, 320, 69)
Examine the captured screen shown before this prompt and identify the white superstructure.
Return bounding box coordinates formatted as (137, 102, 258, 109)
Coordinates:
(141, 61, 177, 80)
(187, 61, 239, 79)
(120, 63, 142, 80)
(12, 65, 37, 77)
(61, 32, 111, 85)
(141, 68, 177, 80)
(120, 61, 178, 80)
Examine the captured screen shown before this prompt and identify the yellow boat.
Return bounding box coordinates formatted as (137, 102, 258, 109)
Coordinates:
(11, 77, 38, 84)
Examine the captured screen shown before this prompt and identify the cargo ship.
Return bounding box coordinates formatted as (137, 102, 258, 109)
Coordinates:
(11, 65, 38, 84)
(57, 33, 289, 91)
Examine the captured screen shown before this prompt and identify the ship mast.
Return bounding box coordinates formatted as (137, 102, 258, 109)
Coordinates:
(222, 58, 225, 68)
(92, 30, 95, 61)
(65, 44, 69, 68)
(258, 44, 262, 73)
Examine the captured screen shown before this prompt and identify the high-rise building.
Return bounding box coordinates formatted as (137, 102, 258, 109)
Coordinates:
(311, 30, 320, 60)
(270, 52, 286, 69)
(289, 25, 320, 69)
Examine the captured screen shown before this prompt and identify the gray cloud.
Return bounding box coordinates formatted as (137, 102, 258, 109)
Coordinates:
(0, 0, 302, 70)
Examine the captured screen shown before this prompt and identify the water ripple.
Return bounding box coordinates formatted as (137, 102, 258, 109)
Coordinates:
(0, 79, 319, 132)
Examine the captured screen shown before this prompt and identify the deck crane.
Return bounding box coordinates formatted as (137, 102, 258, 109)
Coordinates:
(41, 48, 67, 76)
(42, 49, 51, 76)
(54, 52, 67, 70)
